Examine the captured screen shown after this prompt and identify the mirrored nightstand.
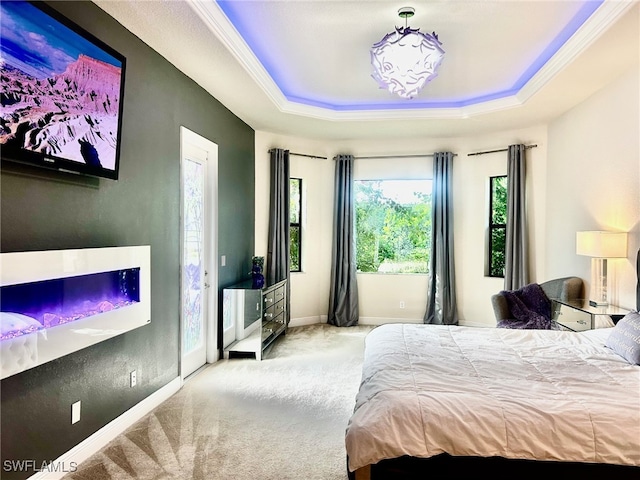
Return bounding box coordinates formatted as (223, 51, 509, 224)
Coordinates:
(551, 299, 630, 331)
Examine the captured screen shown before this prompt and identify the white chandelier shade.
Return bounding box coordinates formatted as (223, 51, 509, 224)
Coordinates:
(371, 26, 445, 99)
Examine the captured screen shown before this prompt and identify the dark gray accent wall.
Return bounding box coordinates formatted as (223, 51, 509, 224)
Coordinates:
(0, 2, 255, 478)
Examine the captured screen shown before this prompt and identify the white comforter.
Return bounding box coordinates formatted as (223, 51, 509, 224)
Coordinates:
(346, 324, 640, 471)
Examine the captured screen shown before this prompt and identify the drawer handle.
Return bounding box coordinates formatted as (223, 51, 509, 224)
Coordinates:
(264, 313, 274, 319)
(265, 298, 273, 303)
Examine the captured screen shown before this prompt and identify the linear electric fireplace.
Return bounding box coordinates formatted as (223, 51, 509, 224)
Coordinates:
(0, 246, 150, 379)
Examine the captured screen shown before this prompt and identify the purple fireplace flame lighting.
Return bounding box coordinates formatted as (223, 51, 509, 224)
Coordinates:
(0, 268, 140, 341)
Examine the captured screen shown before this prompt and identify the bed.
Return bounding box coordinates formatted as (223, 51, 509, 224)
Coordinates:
(346, 252, 640, 479)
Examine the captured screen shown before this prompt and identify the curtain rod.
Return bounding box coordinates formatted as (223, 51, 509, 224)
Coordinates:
(268, 149, 458, 160)
(333, 153, 458, 160)
(467, 144, 538, 157)
(268, 148, 327, 160)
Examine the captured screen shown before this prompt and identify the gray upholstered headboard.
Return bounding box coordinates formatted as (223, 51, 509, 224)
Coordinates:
(636, 248, 639, 311)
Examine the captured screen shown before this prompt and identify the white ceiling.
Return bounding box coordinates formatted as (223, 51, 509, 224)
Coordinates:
(94, 0, 639, 140)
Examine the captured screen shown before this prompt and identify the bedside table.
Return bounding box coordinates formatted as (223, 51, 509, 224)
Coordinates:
(551, 299, 630, 331)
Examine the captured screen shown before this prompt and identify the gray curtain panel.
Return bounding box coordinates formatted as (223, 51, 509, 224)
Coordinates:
(504, 144, 529, 290)
(267, 148, 291, 324)
(328, 154, 359, 327)
(424, 152, 458, 325)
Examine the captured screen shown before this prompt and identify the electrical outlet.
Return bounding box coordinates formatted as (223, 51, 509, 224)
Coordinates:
(399, 301, 405, 309)
(130, 370, 137, 387)
(71, 401, 81, 424)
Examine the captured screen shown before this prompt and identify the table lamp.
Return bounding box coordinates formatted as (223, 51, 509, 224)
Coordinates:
(576, 231, 627, 306)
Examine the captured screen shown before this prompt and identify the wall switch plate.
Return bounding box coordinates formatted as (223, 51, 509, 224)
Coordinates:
(399, 301, 405, 309)
(130, 370, 137, 387)
(71, 401, 81, 424)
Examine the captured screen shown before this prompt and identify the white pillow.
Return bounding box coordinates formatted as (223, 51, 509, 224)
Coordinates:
(605, 311, 640, 365)
(0, 312, 42, 336)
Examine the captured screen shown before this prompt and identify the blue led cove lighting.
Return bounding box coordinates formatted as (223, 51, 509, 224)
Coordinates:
(216, 0, 603, 111)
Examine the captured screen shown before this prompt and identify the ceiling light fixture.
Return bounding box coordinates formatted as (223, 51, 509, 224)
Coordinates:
(371, 6, 444, 100)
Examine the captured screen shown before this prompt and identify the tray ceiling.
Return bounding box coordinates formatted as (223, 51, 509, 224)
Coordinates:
(94, 0, 639, 139)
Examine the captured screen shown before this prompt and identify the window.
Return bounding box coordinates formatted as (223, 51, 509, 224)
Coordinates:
(289, 178, 302, 272)
(355, 180, 431, 274)
(488, 175, 507, 277)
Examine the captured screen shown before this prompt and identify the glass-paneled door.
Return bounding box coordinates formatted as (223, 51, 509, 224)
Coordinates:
(180, 128, 218, 379)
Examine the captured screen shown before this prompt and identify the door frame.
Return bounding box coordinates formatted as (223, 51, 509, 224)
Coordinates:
(179, 126, 219, 382)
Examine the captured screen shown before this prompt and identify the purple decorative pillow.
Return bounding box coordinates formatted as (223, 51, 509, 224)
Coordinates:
(605, 311, 640, 365)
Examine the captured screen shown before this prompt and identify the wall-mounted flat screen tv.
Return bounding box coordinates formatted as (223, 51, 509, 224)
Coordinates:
(0, 1, 126, 180)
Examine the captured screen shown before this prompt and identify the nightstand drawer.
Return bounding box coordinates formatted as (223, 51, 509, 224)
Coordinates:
(553, 302, 591, 331)
(551, 299, 628, 332)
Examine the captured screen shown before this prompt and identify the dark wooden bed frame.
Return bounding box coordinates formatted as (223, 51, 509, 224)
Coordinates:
(348, 453, 640, 479)
(348, 248, 640, 480)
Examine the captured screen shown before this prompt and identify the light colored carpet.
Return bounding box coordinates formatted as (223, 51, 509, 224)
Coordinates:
(65, 324, 375, 480)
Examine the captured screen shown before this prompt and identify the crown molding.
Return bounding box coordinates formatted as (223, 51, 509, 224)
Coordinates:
(187, 0, 634, 122)
(517, 0, 635, 105)
(186, 0, 287, 108)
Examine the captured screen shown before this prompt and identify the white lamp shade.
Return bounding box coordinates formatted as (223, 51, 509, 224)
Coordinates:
(576, 231, 627, 258)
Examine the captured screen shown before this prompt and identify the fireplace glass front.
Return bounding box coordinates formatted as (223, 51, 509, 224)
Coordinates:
(1, 268, 141, 341)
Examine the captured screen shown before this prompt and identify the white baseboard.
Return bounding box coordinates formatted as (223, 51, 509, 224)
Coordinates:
(288, 315, 322, 327)
(359, 318, 493, 328)
(29, 377, 181, 480)
(459, 320, 494, 328)
(358, 316, 422, 325)
(290, 316, 490, 328)
(291, 316, 431, 327)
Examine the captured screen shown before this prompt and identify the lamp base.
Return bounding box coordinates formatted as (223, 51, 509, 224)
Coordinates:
(589, 257, 609, 308)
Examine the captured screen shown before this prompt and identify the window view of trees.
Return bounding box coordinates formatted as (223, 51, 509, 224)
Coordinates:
(290, 178, 301, 272)
(489, 175, 507, 277)
(355, 180, 432, 274)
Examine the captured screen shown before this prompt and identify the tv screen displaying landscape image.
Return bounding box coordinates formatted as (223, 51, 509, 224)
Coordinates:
(0, 1, 126, 180)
